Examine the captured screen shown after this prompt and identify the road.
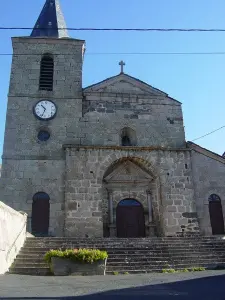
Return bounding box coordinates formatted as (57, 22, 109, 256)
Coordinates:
(0, 270, 225, 299)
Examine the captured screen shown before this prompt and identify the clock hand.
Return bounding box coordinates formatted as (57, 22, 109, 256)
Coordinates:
(41, 105, 46, 117)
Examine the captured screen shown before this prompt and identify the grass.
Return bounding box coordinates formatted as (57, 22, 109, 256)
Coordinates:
(113, 271, 119, 275)
(162, 267, 206, 273)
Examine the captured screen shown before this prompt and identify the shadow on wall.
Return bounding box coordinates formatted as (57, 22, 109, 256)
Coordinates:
(1, 274, 225, 299)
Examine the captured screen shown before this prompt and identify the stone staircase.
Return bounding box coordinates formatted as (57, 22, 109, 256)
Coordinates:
(8, 237, 225, 275)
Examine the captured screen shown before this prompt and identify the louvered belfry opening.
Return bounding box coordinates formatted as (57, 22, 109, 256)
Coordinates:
(39, 54, 54, 91)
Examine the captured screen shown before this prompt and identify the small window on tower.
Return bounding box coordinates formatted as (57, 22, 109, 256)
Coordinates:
(121, 127, 137, 146)
(39, 54, 54, 91)
(122, 135, 131, 146)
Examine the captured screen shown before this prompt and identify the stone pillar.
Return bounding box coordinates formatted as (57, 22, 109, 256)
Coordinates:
(147, 190, 153, 223)
(108, 190, 114, 225)
(146, 190, 155, 236)
(108, 190, 116, 237)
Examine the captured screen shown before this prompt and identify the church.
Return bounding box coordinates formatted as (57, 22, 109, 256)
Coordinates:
(1, 0, 225, 238)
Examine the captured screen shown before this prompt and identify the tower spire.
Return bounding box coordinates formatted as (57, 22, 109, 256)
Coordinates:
(30, 0, 69, 38)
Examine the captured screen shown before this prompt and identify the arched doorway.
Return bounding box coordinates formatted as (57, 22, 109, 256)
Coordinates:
(116, 199, 145, 238)
(208, 194, 225, 235)
(32, 192, 50, 236)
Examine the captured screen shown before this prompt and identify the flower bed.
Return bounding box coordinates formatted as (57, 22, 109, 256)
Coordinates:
(44, 249, 108, 276)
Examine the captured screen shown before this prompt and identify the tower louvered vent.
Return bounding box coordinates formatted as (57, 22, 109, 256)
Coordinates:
(39, 55, 54, 91)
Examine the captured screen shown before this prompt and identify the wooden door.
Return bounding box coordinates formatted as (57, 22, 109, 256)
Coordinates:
(209, 201, 225, 235)
(116, 201, 145, 238)
(32, 193, 50, 236)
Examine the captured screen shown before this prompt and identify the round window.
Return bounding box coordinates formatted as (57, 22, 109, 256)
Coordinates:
(38, 130, 50, 141)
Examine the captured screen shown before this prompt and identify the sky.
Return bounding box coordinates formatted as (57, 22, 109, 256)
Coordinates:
(0, 0, 225, 157)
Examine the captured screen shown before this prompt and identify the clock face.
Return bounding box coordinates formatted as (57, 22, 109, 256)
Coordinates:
(34, 100, 57, 120)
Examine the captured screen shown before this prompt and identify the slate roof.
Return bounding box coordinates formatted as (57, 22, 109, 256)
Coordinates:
(187, 141, 225, 164)
(30, 0, 69, 38)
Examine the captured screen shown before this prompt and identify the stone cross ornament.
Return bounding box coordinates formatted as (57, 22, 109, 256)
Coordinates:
(119, 60, 125, 73)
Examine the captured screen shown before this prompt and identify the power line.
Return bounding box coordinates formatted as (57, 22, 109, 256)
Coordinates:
(1, 27, 225, 32)
(1, 51, 225, 56)
(192, 125, 225, 142)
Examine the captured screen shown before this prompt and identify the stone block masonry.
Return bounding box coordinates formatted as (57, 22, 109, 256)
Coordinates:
(64, 146, 199, 237)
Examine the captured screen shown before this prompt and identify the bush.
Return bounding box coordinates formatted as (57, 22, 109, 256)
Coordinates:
(181, 268, 189, 273)
(190, 267, 206, 272)
(113, 271, 119, 275)
(162, 268, 177, 273)
(44, 249, 108, 264)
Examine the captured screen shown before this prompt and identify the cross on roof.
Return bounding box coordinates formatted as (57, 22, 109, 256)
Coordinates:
(119, 61, 125, 73)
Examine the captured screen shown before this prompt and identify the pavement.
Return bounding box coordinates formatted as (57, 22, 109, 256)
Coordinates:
(0, 271, 225, 299)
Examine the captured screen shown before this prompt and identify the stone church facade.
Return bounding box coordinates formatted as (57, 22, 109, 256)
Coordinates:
(1, 0, 225, 238)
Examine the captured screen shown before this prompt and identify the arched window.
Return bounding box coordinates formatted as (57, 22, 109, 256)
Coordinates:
(208, 194, 221, 202)
(39, 54, 54, 91)
(118, 199, 141, 206)
(121, 127, 137, 146)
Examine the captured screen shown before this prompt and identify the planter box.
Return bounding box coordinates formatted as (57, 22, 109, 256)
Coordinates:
(51, 257, 107, 276)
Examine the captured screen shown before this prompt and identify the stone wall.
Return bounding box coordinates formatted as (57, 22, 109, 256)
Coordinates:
(0, 159, 65, 236)
(64, 146, 199, 237)
(191, 150, 225, 235)
(3, 37, 84, 158)
(10, 37, 84, 97)
(0, 201, 27, 274)
(76, 89, 185, 148)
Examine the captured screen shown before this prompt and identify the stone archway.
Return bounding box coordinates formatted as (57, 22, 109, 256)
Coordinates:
(32, 192, 50, 236)
(116, 199, 145, 237)
(102, 157, 160, 237)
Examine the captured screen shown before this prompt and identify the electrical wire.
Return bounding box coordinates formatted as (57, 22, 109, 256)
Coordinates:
(0, 52, 225, 56)
(192, 126, 225, 142)
(1, 27, 225, 32)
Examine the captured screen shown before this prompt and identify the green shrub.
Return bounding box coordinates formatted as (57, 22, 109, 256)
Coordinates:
(162, 267, 206, 274)
(124, 272, 129, 275)
(190, 267, 206, 272)
(113, 271, 119, 275)
(44, 249, 108, 264)
(181, 268, 189, 273)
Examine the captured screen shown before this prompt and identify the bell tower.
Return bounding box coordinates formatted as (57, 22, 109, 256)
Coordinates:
(0, 0, 85, 236)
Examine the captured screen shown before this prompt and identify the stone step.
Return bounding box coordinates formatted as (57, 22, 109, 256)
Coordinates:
(9, 237, 225, 275)
(107, 259, 225, 265)
(18, 248, 225, 255)
(19, 244, 225, 249)
(16, 254, 225, 263)
(13, 262, 48, 267)
(105, 270, 163, 274)
(106, 262, 225, 271)
(24, 241, 225, 246)
(8, 263, 223, 275)
(22, 245, 225, 251)
(16, 253, 225, 261)
(23, 238, 225, 244)
(8, 267, 50, 276)
(13, 258, 225, 269)
(23, 237, 225, 242)
(26, 237, 225, 241)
